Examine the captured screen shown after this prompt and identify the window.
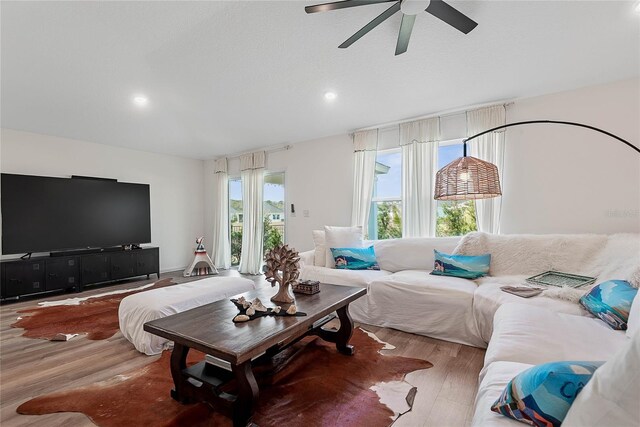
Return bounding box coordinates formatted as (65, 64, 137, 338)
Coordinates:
(264, 172, 285, 255)
(367, 141, 476, 240)
(436, 140, 478, 237)
(229, 178, 242, 266)
(369, 149, 402, 240)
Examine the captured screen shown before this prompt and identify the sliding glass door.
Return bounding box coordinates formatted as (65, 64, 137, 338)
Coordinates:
(263, 172, 285, 255)
(228, 171, 285, 267)
(229, 178, 243, 266)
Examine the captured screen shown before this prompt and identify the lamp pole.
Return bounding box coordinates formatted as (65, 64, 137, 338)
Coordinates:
(462, 120, 639, 154)
(436, 119, 638, 201)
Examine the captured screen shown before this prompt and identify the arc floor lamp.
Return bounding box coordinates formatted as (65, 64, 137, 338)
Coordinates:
(434, 120, 640, 201)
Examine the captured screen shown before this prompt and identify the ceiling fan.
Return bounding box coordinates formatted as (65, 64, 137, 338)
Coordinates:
(305, 0, 478, 55)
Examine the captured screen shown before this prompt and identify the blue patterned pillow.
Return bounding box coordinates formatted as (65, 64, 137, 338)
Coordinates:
(492, 361, 604, 427)
(431, 249, 490, 279)
(580, 280, 638, 330)
(330, 246, 380, 270)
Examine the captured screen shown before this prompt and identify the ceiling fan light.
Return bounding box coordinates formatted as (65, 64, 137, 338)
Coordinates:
(400, 0, 430, 15)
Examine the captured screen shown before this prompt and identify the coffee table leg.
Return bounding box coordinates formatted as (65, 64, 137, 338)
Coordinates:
(335, 305, 355, 355)
(170, 343, 190, 403)
(232, 361, 259, 427)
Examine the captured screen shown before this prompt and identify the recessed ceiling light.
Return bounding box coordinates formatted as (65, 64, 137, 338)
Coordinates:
(132, 95, 148, 106)
(324, 91, 337, 101)
(635, 1, 640, 13)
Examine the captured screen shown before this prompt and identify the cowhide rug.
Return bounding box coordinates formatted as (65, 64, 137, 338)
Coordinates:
(17, 328, 432, 426)
(12, 278, 176, 340)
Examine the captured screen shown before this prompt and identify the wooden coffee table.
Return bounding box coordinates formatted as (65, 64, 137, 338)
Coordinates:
(143, 283, 366, 427)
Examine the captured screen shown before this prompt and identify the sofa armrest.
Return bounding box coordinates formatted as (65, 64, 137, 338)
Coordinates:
(299, 250, 315, 268)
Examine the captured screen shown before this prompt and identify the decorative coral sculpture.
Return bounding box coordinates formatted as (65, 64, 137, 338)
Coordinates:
(264, 244, 300, 304)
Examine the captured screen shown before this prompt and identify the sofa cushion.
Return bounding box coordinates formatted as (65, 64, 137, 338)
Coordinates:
(432, 249, 490, 279)
(331, 246, 380, 270)
(485, 303, 626, 371)
(372, 236, 460, 273)
(491, 360, 603, 427)
(299, 265, 391, 288)
(580, 280, 637, 330)
(324, 226, 363, 268)
(473, 279, 587, 343)
(312, 230, 326, 267)
(585, 233, 640, 286)
(455, 232, 607, 276)
(366, 270, 485, 347)
(472, 361, 534, 427)
(563, 331, 640, 427)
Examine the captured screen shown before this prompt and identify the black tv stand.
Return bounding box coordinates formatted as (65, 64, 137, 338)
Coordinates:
(20, 253, 32, 260)
(50, 247, 123, 257)
(1, 247, 159, 302)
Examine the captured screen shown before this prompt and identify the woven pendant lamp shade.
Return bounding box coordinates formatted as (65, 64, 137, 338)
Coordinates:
(434, 156, 502, 200)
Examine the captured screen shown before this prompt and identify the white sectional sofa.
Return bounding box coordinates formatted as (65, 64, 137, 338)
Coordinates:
(300, 231, 640, 426)
(472, 302, 638, 426)
(300, 232, 639, 347)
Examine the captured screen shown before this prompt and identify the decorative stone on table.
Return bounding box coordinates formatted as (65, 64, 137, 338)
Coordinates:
(264, 244, 301, 304)
(230, 296, 306, 323)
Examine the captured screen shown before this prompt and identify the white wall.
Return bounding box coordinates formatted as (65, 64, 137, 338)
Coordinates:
(204, 77, 639, 258)
(204, 133, 354, 254)
(501, 78, 640, 234)
(0, 129, 205, 272)
(10, 78, 631, 272)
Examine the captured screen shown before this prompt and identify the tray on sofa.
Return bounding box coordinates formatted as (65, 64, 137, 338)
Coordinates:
(525, 271, 596, 288)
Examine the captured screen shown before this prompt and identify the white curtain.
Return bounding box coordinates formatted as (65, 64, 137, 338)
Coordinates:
(212, 158, 231, 269)
(467, 105, 506, 234)
(351, 130, 378, 234)
(238, 151, 265, 274)
(400, 117, 440, 237)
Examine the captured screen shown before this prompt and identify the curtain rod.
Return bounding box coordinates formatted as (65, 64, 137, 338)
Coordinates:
(353, 99, 515, 133)
(218, 144, 292, 161)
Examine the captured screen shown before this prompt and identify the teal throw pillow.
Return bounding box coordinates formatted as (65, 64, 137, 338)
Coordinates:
(330, 246, 380, 271)
(580, 280, 638, 330)
(492, 360, 604, 427)
(431, 249, 490, 279)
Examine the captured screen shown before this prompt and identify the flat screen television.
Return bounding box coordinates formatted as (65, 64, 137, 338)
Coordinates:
(1, 174, 151, 255)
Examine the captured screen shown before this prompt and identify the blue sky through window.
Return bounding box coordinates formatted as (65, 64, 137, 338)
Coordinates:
(375, 151, 401, 198)
(439, 143, 463, 168)
(229, 177, 284, 202)
(264, 183, 283, 201)
(375, 143, 463, 198)
(229, 178, 242, 200)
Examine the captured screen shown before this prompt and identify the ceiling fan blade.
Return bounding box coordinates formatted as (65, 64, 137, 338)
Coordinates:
(425, 0, 477, 34)
(305, 0, 395, 14)
(395, 13, 416, 55)
(339, 2, 401, 48)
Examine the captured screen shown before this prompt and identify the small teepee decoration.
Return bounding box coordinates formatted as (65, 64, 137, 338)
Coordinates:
(264, 244, 300, 304)
(184, 237, 219, 277)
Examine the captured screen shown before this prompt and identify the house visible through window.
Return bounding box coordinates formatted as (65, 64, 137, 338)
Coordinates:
(229, 178, 243, 266)
(369, 149, 402, 240)
(436, 139, 478, 237)
(229, 172, 286, 266)
(264, 172, 285, 256)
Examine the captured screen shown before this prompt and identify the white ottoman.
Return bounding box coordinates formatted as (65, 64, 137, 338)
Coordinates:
(119, 276, 256, 355)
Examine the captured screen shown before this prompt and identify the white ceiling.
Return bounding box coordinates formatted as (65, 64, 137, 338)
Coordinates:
(1, 1, 639, 159)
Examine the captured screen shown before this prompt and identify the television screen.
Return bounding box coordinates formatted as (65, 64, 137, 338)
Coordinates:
(1, 174, 151, 254)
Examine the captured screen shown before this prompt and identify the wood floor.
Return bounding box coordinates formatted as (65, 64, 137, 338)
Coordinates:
(0, 270, 484, 427)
